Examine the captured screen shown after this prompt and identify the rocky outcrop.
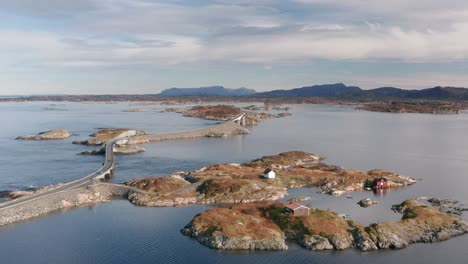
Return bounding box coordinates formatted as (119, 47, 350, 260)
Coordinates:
(357, 101, 461, 114)
(73, 128, 145, 145)
(16, 129, 72, 140)
(357, 198, 378, 208)
(243, 104, 290, 111)
(183, 200, 468, 252)
(80, 145, 145, 155)
(126, 151, 415, 207)
(163, 104, 292, 126)
(126, 177, 287, 207)
(181, 206, 288, 250)
(298, 235, 334, 250)
(122, 108, 145, 112)
(426, 198, 468, 216)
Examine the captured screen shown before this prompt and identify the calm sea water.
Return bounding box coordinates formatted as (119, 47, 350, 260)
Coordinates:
(0, 102, 467, 264)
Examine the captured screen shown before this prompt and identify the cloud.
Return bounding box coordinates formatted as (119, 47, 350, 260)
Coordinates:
(1, 0, 468, 69)
(2, 0, 468, 94)
(0, 0, 98, 18)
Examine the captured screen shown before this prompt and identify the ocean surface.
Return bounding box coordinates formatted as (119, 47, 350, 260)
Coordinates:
(0, 101, 467, 264)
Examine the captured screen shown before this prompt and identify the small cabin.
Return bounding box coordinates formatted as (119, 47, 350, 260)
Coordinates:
(284, 202, 310, 216)
(373, 177, 388, 189)
(263, 169, 276, 179)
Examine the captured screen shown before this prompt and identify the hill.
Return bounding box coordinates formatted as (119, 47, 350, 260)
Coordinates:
(254, 83, 362, 98)
(255, 84, 468, 100)
(159, 86, 256, 97)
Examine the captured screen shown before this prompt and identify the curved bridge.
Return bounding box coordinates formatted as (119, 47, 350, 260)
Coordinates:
(0, 114, 247, 212)
(0, 140, 116, 211)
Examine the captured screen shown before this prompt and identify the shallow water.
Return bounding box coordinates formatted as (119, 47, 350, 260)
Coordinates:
(0, 102, 467, 263)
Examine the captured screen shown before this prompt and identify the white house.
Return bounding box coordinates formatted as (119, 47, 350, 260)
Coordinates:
(263, 168, 276, 179)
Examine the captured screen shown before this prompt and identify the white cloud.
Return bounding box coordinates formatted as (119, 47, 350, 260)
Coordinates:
(2, 0, 468, 94)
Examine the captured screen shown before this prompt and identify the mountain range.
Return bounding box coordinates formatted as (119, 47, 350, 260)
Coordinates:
(159, 83, 468, 100)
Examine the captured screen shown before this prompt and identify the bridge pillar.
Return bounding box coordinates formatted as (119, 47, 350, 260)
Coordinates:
(240, 115, 246, 126)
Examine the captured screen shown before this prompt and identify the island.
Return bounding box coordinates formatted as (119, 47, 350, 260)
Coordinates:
(163, 104, 292, 126)
(181, 200, 468, 251)
(122, 108, 146, 112)
(16, 129, 72, 140)
(72, 128, 146, 146)
(124, 151, 415, 207)
(356, 101, 461, 114)
(73, 128, 148, 155)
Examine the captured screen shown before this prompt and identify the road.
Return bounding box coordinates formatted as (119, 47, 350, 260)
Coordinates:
(0, 140, 116, 211)
(0, 113, 246, 212)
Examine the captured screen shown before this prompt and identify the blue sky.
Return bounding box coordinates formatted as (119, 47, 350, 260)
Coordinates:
(1, 0, 468, 95)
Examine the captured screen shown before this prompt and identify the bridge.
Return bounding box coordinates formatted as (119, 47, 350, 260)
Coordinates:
(0, 114, 247, 218)
(0, 140, 116, 211)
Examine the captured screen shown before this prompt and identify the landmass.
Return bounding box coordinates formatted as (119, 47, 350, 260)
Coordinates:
(122, 108, 146, 112)
(2, 84, 468, 111)
(163, 104, 291, 125)
(80, 144, 146, 155)
(181, 200, 468, 251)
(16, 129, 72, 140)
(124, 151, 415, 207)
(160, 86, 256, 97)
(357, 101, 461, 114)
(72, 128, 145, 145)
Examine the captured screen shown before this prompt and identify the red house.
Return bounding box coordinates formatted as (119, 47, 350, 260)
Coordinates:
(373, 177, 388, 189)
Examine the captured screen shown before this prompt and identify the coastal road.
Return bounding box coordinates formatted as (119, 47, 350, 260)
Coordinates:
(0, 140, 116, 211)
(0, 113, 246, 212)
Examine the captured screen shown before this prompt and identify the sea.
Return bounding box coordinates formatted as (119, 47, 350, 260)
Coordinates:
(0, 101, 467, 264)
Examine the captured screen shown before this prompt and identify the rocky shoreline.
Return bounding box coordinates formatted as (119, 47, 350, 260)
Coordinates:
(356, 101, 461, 114)
(16, 129, 72, 140)
(73, 128, 146, 146)
(182, 200, 468, 251)
(124, 151, 415, 207)
(163, 104, 291, 126)
(0, 183, 132, 227)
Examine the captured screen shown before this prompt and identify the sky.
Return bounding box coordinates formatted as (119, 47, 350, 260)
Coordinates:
(1, 0, 468, 95)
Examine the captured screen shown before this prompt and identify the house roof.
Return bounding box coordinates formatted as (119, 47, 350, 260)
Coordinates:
(264, 168, 273, 174)
(284, 203, 308, 211)
(374, 177, 388, 182)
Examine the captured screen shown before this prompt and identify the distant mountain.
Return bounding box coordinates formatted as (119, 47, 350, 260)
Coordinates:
(363, 86, 468, 100)
(254, 83, 468, 100)
(159, 86, 257, 96)
(254, 83, 362, 97)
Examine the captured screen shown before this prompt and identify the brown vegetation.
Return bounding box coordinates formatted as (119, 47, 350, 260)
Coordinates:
(357, 101, 461, 114)
(125, 151, 415, 207)
(73, 128, 145, 145)
(183, 200, 468, 251)
(164, 104, 292, 126)
(126, 176, 190, 193)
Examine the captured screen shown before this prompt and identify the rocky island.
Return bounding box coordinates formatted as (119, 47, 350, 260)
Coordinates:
(16, 129, 72, 140)
(182, 200, 468, 251)
(125, 151, 415, 207)
(163, 104, 291, 126)
(122, 108, 145, 112)
(72, 128, 146, 146)
(74, 128, 148, 155)
(357, 101, 461, 114)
